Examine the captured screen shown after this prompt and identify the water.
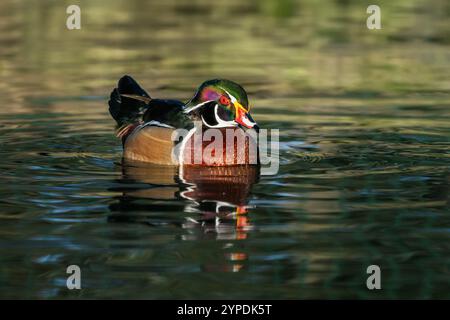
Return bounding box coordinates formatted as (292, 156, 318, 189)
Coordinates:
(0, 0, 449, 299)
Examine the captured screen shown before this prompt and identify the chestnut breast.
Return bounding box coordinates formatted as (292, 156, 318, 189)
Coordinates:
(123, 126, 259, 166)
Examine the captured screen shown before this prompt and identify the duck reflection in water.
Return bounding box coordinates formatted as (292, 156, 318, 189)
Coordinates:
(109, 161, 259, 272)
(109, 160, 260, 243)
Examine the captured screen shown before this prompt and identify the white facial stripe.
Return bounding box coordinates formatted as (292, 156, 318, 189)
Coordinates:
(201, 104, 237, 128)
(183, 100, 213, 114)
(223, 89, 237, 103)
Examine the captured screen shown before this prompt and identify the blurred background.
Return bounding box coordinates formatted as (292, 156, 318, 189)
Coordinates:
(0, 0, 449, 299)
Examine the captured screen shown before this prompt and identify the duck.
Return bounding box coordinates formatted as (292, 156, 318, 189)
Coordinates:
(109, 75, 259, 166)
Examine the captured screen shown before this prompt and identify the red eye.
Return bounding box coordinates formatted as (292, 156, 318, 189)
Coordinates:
(219, 95, 230, 106)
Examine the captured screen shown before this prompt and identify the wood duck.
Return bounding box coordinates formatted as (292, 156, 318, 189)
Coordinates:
(109, 76, 259, 166)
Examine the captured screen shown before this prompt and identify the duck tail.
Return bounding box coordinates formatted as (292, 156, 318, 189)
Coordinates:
(108, 75, 152, 127)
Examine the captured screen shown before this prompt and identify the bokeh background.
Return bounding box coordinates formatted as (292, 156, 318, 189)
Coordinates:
(0, 0, 449, 299)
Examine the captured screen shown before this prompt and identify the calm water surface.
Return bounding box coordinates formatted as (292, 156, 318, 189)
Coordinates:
(0, 0, 449, 299)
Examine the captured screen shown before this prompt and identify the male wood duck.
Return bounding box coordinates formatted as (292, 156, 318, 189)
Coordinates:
(109, 75, 259, 166)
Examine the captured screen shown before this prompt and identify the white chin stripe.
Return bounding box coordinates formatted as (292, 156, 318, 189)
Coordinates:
(240, 114, 256, 128)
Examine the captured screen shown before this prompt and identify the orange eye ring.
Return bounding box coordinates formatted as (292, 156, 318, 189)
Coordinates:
(219, 95, 230, 106)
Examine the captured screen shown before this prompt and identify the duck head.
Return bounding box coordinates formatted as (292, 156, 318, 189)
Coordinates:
(184, 79, 258, 131)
